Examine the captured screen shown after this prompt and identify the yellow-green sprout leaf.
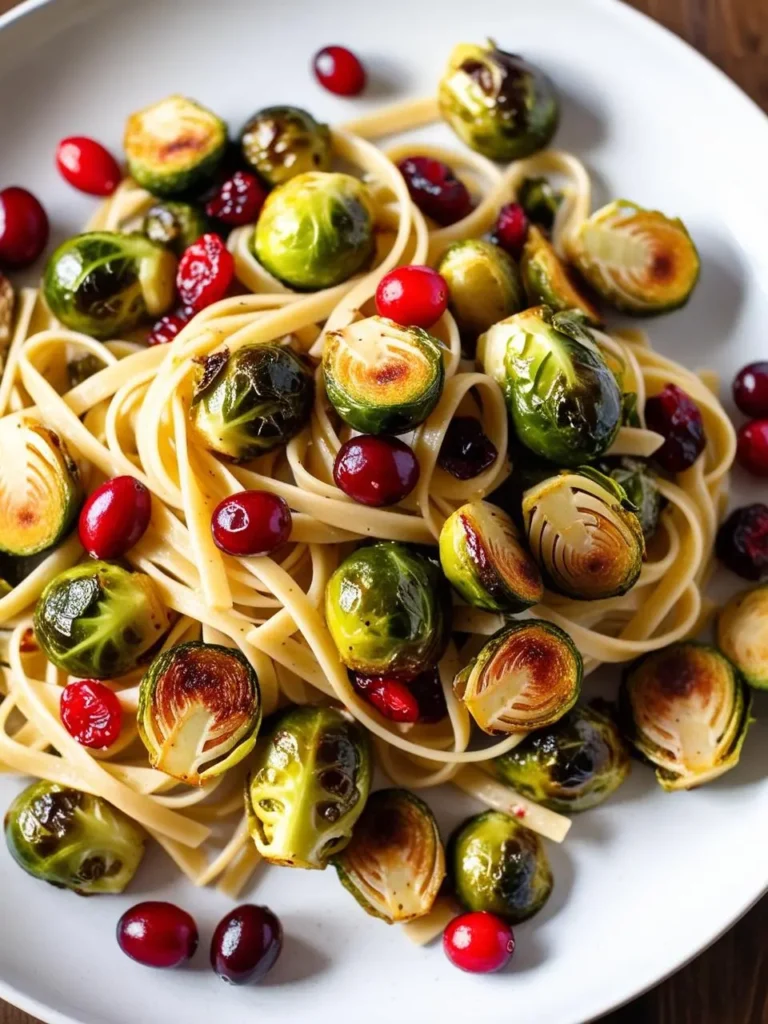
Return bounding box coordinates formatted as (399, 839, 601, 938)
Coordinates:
(520, 226, 600, 325)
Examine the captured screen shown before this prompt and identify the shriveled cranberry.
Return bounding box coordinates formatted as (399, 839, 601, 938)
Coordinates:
(716, 504, 768, 580)
(375, 265, 448, 328)
(60, 680, 122, 749)
(644, 383, 706, 473)
(408, 667, 448, 723)
(0, 187, 49, 268)
(397, 157, 472, 227)
(117, 902, 198, 969)
(334, 435, 420, 507)
(211, 490, 292, 556)
(352, 673, 420, 723)
(177, 232, 234, 312)
(210, 904, 283, 984)
(733, 362, 768, 419)
(79, 476, 152, 559)
(438, 417, 498, 480)
(737, 420, 768, 476)
(206, 170, 267, 226)
(147, 307, 193, 346)
(495, 203, 529, 257)
(443, 911, 515, 974)
(56, 137, 121, 196)
(313, 45, 366, 96)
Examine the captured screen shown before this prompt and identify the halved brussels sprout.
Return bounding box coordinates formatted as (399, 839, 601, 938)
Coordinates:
(454, 619, 581, 734)
(43, 231, 176, 339)
(240, 106, 331, 188)
(518, 176, 562, 231)
(34, 561, 169, 679)
(437, 239, 525, 338)
(0, 420, 82, 557)
(439, 500, 543, 612)
(449, 810, 553, 923)
(252, 172, 375, 291)
(325, 542, 451, 680)
(522, 467, 645, 600)
(493, 701, 631, 812)
(245, 705, 371, 869)
(520, 226, 600, 326)
(141, 201, 209, 256)
(620, 642, 752, 790)
(4, 780, 145, 895)
(570, 200, 700, 315)
(717, 586, 768, 690)
(333, 788, 445, 923)
(438, 41, 559, 161)
(597, 456, 661, 541)
(124, 94, 227, 197)
(190, 342, 314, 461)
(323, 315, 444, 435)
(138, 642, 261, 786)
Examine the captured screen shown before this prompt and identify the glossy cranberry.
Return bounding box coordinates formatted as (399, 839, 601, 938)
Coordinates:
(211, 490, 292, 556)
(375, 265, 448, 329)
(206, 170, 267, 226)
(494, 203, 529, 257)
(117, 902, 198, 969)
(334, 435, 419, 507)
(210, 904, 283, 985)
(733, 361, 768, 418)
(397, 157, 472, 227)
(408, 668, 448, 724)
(644, 383, 706, 473)
(443, 911, 515, 974)
(716, 504, 768, 580)
(147, 308, 193, 346)
(0, 187, 49, 268)
(313, 45, 366, 96)
(438, 417, 498, 480)
(79, 476, 152, 559)
(60, 680, 122, 749)
(737, 420, 768, 476)
(352, 673, 420, 723)
(177, 232, 234, 312)
(56, 137, 121, 197)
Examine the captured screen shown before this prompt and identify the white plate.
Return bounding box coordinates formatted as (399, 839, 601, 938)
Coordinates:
(1, 1, 767, 1022)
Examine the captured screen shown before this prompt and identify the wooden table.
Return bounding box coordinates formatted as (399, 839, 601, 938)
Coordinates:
(0, 0, 766, 1021)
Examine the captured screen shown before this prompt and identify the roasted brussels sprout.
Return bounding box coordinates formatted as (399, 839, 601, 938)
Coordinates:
(323, 315, 444, 435)
(124, 94, 227, 197)
(333, 788, 445, 923)
(518, 176, 562, 231)
(245, 705, 371, 869)
(520, 226, 600, 326)
(0, 420, 82, 557)
(240, 106, 331, 188)
(717, 586, 768, 690)
(522, 467, 645, 600)
(439, 500, 543, 612)
(438, 41, 559, 161)
(437, 239, 525, 338)
(252, 172, 375, 291)
(141, 201, 209, 256)
(620, 642, 752, 790)
(325, 542, 450, 679)
(4, 780, 145, 894)
(449, 810, 553, 923)
(190, 343, 314, 461)
(34, 561, 169, 679)
(67, 354, 103, 388)
(43, 231, 176, 339)
(597, 456, 661, 541)
(493, 702, 631, 812)
(570, 200, 700, 315)
(478, 306, 622, 466)
(138, 642, 261, 786)
(454, 619, 581, 734)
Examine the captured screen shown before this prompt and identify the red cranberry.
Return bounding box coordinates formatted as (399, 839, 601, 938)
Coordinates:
(60, 680, 122, 749)
(79, 476, 152, 559)
(211, 490, 292, 556)
(737, 420, 768, 476)
(352, 673, 420, 723)
(334, 435, 420, 507)
(375, 265, 448, 328)
(408, 668, 448, 723)
(397, 157, 472, 227)
(56, 137, 121, 197)
(438, 417, 498, 480)
(733, 362, 768, 419)
(443, 911, 515, 974)
(0, 187, 49, 268)
(206, 170, 267, 226)
(147, 308, 193, 346)
(117, 902, 198, 969)
(495, 203, 529, 257)
(716, 504, 768, 580)
(177, 233, 234, 312)
(210, 904, 283, 985)
(644, 383, 706, 473)
(313, 45, 366, 96)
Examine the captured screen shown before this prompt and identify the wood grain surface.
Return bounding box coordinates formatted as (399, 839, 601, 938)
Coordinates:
(0, 0, 766, 1022)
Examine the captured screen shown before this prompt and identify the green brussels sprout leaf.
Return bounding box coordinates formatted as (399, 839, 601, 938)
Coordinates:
(437, 239, 525, 338)
(597, 456, 661, 540)
(142, 201, 210, 256)
(518, 176, 563, 231)
(241, 106, 331, 188)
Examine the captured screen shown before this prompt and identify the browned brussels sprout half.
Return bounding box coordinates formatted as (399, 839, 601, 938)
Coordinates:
(520, 226, 600, 326)
(240, 106, 331, 188)
(619, 643, 752, 790)
(333, 788, 445, 923)
(437, 239, 525, 338)
(717, 586, 768, 690)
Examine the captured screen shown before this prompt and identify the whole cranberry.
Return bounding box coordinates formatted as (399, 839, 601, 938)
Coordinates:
(177, 233, 234, 312)
(117, 902, 198, 969)
(334, 435, 420, 507)
(737, 420, 768, 476)
(644, 383, 706, 473)
(397, 157, 472, 227)
(443, 911, 515, 974)
(733, 361, 768, 419)
(313, 45, 366, 96)
(210, 904, 283, 984)
(375, 265, 448, 328)
(716, 504, 768, 580)
(438, 417, 498, 480)
(60, 679, 122, 749)
(0, 187, 49, 268)
(56, 137, 121, 196)
(79, 476, 152, 559)
(206, 170, 267, 226)
(494, 203, 529, 257)
(211, 490, 292, 556)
